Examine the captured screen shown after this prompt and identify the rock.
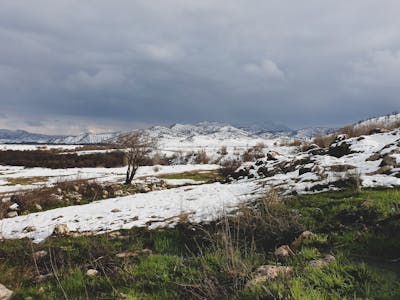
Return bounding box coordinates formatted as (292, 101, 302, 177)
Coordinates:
(73, 185, 80, 192)
(309, 254, 336, 268)
(329, 164, 356, 172)
(114, 190, 124, 196)
(0, 283, 13, 300)
(328, 141, 353, 158)
(274, 245, 294, 257)
(6, 211, 17, 218)
(292, 230, 315, 248)
(267, 151, 280, 161)
(33, 250, 48, 260)
(53, 224, 70, 236)
(86, 269, 99, 277)
(8, 203, 19, 211)
(367, 165, 392, 175)
(379, 154, 398, 167)
(246, 265, 293, 288)
(1, 197, 11, 203)
(116, 248, 153, 259)
(111, 208, 121, 213)
(23, 226, 36, 232)
(34, 273, 53, 283)
(298, 167, 312, 175)
(138, 248, 153, 255)
(366, 153, 381, 161)
(56, 188, 62, 194)
(109, 231, 121, 238)
(116, 252, 138, 258)
(34, 203, 43, 211)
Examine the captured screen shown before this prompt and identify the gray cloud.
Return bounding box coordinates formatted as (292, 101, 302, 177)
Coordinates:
(1, 0, 400, 134)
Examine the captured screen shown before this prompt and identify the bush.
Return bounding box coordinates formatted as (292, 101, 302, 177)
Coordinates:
(241, 143, 265, 162)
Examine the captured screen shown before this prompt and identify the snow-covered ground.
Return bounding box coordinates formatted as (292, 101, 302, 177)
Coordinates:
(235, 128, 400, 194)
(1, 123, 400, 243)
(0, 164, 221, 194)
(0, 181, 260, 243)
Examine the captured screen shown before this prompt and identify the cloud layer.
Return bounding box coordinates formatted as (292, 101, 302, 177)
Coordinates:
(1, 0, 400, 133)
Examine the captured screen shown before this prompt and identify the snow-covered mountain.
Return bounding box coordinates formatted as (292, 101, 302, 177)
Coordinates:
(0, 129, 64, 144)
(0, 122, 336, 145)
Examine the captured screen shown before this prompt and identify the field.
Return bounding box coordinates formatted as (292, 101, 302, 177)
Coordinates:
(0, 187, 399, 299)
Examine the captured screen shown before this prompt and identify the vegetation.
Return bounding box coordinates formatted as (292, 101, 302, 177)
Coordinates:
(0, 150, 125, 168)
(160, 170, 222, 183)
(1, 188, 399, 299)
(117, 131, 157, 184)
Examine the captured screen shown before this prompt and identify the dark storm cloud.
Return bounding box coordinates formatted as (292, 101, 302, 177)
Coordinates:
(1, 0, 400, 133)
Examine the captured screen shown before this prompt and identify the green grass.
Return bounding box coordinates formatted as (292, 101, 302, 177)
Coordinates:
(1, 188, 400, 299)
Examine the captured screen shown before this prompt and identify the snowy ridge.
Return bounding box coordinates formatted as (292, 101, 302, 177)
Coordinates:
(354, 113, 400, 129)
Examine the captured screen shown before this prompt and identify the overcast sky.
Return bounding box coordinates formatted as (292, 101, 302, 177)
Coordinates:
(0, 0, 400, 134)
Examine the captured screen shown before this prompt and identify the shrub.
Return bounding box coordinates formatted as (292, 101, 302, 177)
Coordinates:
(194, 149, 210, 164)
(241, 143, 265, 162)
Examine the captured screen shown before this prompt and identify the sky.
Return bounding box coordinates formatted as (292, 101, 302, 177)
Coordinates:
(0, 0, 400, 134)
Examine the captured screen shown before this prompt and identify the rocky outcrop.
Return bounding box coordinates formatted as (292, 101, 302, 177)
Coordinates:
(0, 283, 13, 300)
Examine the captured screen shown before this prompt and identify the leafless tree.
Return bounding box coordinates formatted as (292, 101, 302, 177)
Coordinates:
(117, 131, 157, 184)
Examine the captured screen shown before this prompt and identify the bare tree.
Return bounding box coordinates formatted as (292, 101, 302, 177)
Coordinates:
(118, 131, 157, 184)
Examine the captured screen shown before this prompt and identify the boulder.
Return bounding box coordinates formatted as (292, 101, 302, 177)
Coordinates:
(53, 224, 70, 236)
(328, 141, 353, 158)
(0, 283, 13, 300)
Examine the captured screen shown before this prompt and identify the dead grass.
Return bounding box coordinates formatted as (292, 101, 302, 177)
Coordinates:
(313, 117, 400, 148)
(5, 176, 49, 186)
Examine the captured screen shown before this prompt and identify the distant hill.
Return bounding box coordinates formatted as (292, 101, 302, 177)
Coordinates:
(0, 121, 338, 145)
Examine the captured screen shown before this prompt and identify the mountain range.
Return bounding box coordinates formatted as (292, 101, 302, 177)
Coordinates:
(0, 121, 337, 145)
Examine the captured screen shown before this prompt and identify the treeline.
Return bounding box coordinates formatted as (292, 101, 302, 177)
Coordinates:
(0, 150, 125, 168)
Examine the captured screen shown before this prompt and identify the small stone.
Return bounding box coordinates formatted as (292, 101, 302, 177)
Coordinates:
(111, 208, 121, 213)
(116, 252, 137, 258)
(34, 273, 53, 283)
(6, 211, 17, 218)
(8, 203, 19, 211)
(23, 226, 36, 233)
(33, 250, 48, 260)
(309, 254, 336, 268)
(1, 197, 11, 203)
(86, 269, 99, 277)
(114, 190, 124, 196)
(0, 283, 13, 300)
(35, 203, 43, 211)
(53, 224, 70, 236)
(274, 245, 294, 257)
(292, 230, 315, 248)
(246, 265, 293, 288)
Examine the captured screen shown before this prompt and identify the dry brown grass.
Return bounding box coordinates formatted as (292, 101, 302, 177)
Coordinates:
(313, 117, 400, 148)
